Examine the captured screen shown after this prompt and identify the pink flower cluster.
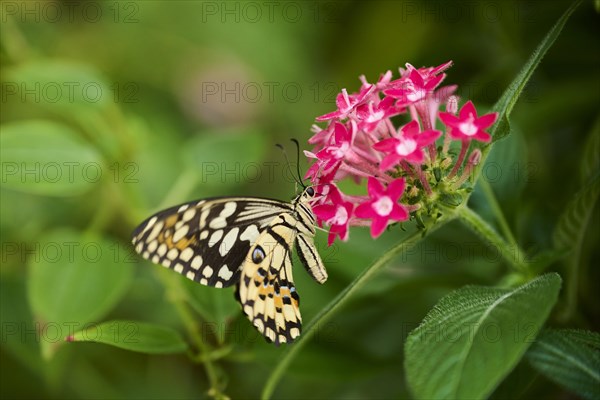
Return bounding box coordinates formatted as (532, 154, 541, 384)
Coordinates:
(305, 62, 498, 245)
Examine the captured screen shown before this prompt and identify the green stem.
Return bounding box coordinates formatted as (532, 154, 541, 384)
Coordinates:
(261, 216, 453, 400)
(557, 245, 581, 323)
(0, 14, 32, 63)
(85, 180, 117, 234)
(159, 168, 200, 209)
(478, 178, 518, 247)
(157, 271, 226, 399)
(121, 164, 221, 395)
(456, 206, 529, 275)
(149, 170, 227, 397)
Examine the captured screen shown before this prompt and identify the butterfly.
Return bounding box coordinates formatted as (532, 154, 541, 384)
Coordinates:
(131, 186, 327, 345)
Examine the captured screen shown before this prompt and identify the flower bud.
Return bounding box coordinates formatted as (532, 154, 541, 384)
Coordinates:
(441, 157, 453, 169)
(446, 95, 458, 114)
(468, 149, 482, 166)
(408, 185, 419, 197)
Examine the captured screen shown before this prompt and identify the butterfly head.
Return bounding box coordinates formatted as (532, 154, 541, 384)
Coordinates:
(297, 185, 318, 203)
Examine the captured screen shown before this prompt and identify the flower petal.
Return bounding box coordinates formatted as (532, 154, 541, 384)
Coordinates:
(389, 204, 409, 221)
(459, 100, 477, 119)
(379, 154, 401, 171)
(387, 178, 406, 200)
(474, 131, 492, 143)
(370, 217, 389, 238)
(405, 150, 425, 164)
(417, 130, 442, 146)
(367, 177, 385, 197)
(313, 204, 336, 220)
(401, 120, 420, 137)
(373, 138, 398, 152)
(475, 112, 498, 129)
(439, 112, 459, 127)
(354, 201, 374, 219)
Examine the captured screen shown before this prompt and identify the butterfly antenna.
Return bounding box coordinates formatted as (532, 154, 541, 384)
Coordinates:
(276, 143, 303, 188)
(290, 138, 306, 188)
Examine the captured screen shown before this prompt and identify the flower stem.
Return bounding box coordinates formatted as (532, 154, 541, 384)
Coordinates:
(428, 144, 437, 167)
(158, 271, 226, 399)
(261, 216, 454, 400)
(478, 178, 519, 247)
(412, 165, 432, 196)
(456, 206, 529, 274)
(442, 132, 452, 156)
(448, 140, 469, 178)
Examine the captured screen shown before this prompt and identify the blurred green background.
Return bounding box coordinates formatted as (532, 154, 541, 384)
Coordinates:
(1, 1, 598, 399)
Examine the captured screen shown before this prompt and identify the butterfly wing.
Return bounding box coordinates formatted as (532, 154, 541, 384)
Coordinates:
(237, 214, 302, 344)
(296, 233, 328, 284)
(131, 198, 292, 288)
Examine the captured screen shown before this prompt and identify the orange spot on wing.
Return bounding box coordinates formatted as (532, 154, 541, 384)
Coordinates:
(274, 295, 283, 309)
(164, 214, 179, 228)
(175, 236, 195, 250)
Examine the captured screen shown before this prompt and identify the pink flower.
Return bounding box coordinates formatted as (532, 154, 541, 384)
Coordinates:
(355, 178, 409, 238)
(355, 97, 403, 133)
(439, 100, 497, 143)
(373, 120, 441, 170)
(316, 85, 375, 122)
(385, 61, 452, 104)
(409, 61, 453, 80)
(304, 61, 491, 245)
(359, 70, 393, 92)
(311, 122, 357, 171)
(313, 186, 354, 245)
(308, 123, 334, 146)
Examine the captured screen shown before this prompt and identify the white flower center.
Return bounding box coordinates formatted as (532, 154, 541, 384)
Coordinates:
(372, 196, 393, 216)
(407, 88, 426, 102)
(459, 116, 477, 136)
(395, 138, 417, 156)
(366, 110, 384, 123)
(330, 205, 348, 225)
(331, 142, 349, 158)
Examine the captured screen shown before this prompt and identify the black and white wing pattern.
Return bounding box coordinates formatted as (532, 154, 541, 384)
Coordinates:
(131, 198, 292, 288)
(131, 187, 327, 345)
(237, 213, 303, 344)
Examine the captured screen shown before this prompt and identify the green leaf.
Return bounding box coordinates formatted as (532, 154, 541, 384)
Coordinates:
(0, 120, 103, 196)
(489, 0, 582, 143)
(5, 60, 112, 113)
(182, 128, 269, 187)
(27, 229, 134, 359)
(404, 273, 562, 400)
(558, 329, 600, 349)
(552, 113, 600, 321)
(527, 329, 600, 400)
(555, 166, 600, 253)
(526, 248, 571, 275)
(67, 320, 188, 354)
(580, 115, 600, 184)
(0, 276, 43, 374)
(482, 129, 528, 200)
(181, 278, 239, 344)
